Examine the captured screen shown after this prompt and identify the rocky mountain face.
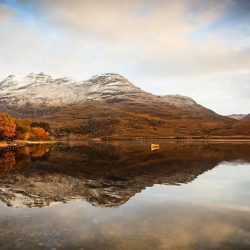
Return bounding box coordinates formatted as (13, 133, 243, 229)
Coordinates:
(0, 73, 150, 105)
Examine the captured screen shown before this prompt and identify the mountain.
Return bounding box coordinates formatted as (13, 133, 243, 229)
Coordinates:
(0, 72, 219, 117)
(227, 114, 247, 120)
(0, 72, 238, 138)
(0, 73, 149, 109)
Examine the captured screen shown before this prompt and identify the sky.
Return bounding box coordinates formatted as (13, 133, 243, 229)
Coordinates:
(0, 0, 249, 115)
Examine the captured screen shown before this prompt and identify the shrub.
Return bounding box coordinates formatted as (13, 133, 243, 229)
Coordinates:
(80, 118, 119, 137)
(31, 122, 50, 132)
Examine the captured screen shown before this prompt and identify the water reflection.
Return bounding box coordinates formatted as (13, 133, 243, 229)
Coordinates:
(0, 142, 250, 249)
(0, 142, 250, 208)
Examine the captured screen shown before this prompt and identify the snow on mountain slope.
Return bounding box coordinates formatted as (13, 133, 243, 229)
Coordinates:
(0, 72, 150, 106)
(0, 72, 205, 106)
(162, 94, 197, 108)
(0, 72, 224, 120)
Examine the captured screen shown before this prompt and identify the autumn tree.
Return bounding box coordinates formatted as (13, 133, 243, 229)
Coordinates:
(31, 127, 49, 140)
(31, 121, 50, 132)
(0, 113, 16, 140)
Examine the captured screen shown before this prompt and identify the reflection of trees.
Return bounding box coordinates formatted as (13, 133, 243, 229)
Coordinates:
(16, 146, 30, 156)
(16, 146, 49, 158)
(0, 150, 16, 175)
(31, 146, 49, 158)
(0, 146, 50, 175)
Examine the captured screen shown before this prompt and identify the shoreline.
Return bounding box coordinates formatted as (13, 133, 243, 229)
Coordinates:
(102, 136, 250, 141)
(0, 140, 56, 148)
(1, 137, 250, 148)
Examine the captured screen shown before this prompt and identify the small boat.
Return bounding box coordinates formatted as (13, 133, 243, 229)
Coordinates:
(151, 143, 160, 151)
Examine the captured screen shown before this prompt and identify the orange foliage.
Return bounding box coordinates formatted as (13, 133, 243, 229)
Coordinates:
(31, 127, 49, 140)
(0, 113, 16, 140)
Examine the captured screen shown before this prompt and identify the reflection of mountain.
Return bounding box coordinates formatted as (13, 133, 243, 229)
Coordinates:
(0, 142, 250, 208)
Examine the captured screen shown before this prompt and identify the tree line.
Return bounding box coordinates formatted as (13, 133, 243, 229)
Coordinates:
(0, 113, 50, 141)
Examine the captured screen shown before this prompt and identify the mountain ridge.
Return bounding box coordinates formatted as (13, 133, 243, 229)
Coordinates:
(0, 72, 226, 117)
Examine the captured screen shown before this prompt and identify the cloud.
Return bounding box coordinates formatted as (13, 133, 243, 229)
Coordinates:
(33, 0, 250, 75)
(0, 0, 249, 115)
(0, 4, 15, 24)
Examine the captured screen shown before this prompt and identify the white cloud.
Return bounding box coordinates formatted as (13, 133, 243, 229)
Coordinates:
(0, 0, 249, 115)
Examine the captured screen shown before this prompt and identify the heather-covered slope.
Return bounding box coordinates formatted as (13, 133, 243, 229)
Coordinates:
(42, 101, 234, 138)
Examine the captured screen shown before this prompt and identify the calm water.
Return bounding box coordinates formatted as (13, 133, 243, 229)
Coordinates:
(0, 141, 250, 249)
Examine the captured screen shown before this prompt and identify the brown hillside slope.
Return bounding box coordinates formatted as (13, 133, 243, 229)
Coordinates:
(211, 114, 250, 136)
(41, 101, 236, 139)
(242, 113, 250, 120)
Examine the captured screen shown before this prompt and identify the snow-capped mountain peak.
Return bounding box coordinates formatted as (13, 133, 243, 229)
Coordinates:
(0, 73, 147, 115)
(0, 72, 207, 117)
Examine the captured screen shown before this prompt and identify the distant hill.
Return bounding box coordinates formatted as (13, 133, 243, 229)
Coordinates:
(227, 114, 247, 120)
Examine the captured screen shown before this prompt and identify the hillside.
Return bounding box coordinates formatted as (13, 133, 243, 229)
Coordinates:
(0, 72, 242, 138)
(242, 114, 250, 120)
(41, 101, 235, 139)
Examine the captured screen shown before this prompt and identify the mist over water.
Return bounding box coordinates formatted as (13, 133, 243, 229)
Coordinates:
(0, 142, 250, 249)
